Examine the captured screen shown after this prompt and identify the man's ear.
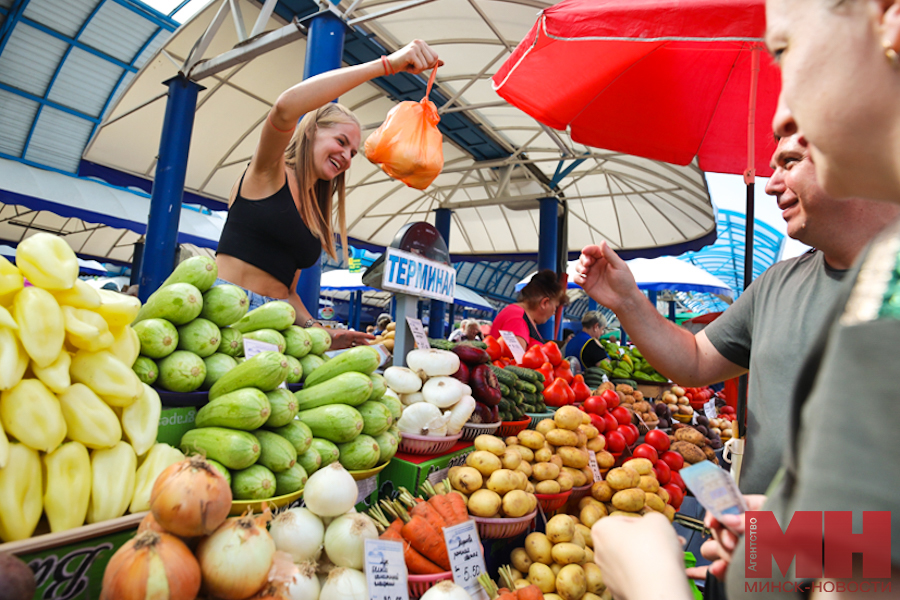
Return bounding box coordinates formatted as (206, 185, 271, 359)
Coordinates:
(880, 0, 900, 53)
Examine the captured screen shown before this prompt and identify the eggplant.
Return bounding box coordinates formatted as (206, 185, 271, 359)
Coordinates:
(452, 344, 490, 365)
(451, 362, 471, 385)
(470, 364, 502, 407)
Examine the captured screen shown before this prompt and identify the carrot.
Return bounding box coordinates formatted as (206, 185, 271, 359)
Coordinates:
(444, 490, 469, 525)
(380, 524, 445, 574)
(497, 591, 517, 600)
(380, 518, 403, 539)
(410, 498, 447, 530)
(515, 585, 544, 600)
(402, 514, 451, 570)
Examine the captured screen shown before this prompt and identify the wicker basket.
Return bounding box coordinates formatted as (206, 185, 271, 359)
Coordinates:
(473, 510, 537, 539)
(497, 419, 530, 437)
(525, 412, 555, 430)
(398, 432, 462, 455)
(408, 572, 453, 599)
(460, 421, 502, 441)
(535, 490, 571, 513)
(569, 483, 592, 505)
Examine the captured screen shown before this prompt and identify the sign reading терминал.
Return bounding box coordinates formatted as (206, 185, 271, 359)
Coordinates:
(382, 247, 455, 303)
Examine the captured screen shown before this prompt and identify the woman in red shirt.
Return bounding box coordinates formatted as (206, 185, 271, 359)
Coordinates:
(490, 270, 568, 349)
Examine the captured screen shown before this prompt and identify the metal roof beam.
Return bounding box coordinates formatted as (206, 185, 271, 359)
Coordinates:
(347, 0, 439, 27)
(188, 18, 306, 80)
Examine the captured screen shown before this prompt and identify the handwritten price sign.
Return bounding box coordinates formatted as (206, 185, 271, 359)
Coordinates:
(444, 520, 488, 600)
(364, 539, 410, 600)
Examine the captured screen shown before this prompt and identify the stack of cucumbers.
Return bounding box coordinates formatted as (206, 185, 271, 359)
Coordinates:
(491, 364, 548, 420)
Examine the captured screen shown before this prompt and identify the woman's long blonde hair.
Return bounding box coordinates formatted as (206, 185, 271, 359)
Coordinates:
(284, 103, 360, 264)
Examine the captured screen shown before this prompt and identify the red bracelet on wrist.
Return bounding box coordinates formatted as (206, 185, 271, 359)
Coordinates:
(380, 55, 393, 76)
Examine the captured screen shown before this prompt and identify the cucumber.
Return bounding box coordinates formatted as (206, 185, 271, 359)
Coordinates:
(514, 380, 537, 394)
(194, 388, 271, 430)
(284, 356, 303, 384)
(297, 404, 364, 443)
(206, 458, 231, 486)
(218, 328, 243, 357)
(243, 329, 286, 354)
(356, 401, 393, 437)
(208, 350, 290, 400)
(296, 448, 322, 475)
(177, 318, 221, 358)
(368, 374, 386, 401)
(160, 256, 218, 292)
(373, 431, 399, 464)
(133, 318, 179, 359)
(157, 350, 206, 392)
(337, 434, 380, 471)
(274, 462, 308, 496)
(133, 356, 158, 385)
(298, 354, 326, 382)
(427, 338, 455, 350)
(231, 464, 276, 500)
(134, 283, 203, 326)
(200, 284, 249, 327)
(269, 420, 312, 455)
(264, 388, 298, 428)
(306, 327, 332, 355)
(231, 301, 295, 333)
(504, 365, 540, 384)
(309, 438, 339, 467)
(202, 353, 237, 390)
(490, 365, 518, 387)
(377, 394, 402, 422)
(180, 427, 260, 470)
(281, 326, 312, 358)
(253, 429, 297, 473)
(293, 371, 373, 412)
(304, 346, 379, 388)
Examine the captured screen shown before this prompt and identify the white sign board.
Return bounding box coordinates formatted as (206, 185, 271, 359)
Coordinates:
(588, 450, 602, 482)
(364, 539, 410, 600)
(444, 520, 488, 600)
(356, 476, 377, 505)
(382, 247, 455, 303)
(499, 330, 525, 365)
(406, 317, 431, 349)
(704, 399, 718, 420)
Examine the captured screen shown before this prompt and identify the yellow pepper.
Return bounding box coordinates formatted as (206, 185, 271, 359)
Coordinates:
(62, 306, 114, 352)
(0, 418, 8, 469)
(0, 442, 43, 541)
(95, 289, 141, 328)
(44, 441, 92, 532)
(0, 255, 23, 306)
(0, 305, 16, 329)
(31, 350, 71, 394)
(121, 383, 161, 457)
(13, 286, 64, 368)
(15, 232, 78, 290)
(59, 383, 122, 449)
(51, 278, 102, 310)
(0, 328, 27, 391)
(69, 349, 143, 407)
(0, 379, 67, 453)
(87, 441, 136, 524)
(129, 443, 184, 513)
(108, 325, 140, 367)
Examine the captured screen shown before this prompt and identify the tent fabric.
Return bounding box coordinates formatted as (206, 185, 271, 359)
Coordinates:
(321, 269, 494, 311)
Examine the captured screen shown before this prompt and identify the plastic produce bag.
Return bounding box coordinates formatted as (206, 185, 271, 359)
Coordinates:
(365, 67, 443, 190)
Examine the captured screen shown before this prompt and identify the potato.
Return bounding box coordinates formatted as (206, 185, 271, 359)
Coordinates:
(575, 523, 593, 548)
(551, 543, 585, 565)
(532, 462, 561, 481)
(550, 563, 563, 576)
(578, 496, 603, 511)
(575, 429, 588, 448)
(556, 564, 587, 600)
(562, 466, 588, 487)
(546, 514, 575, 543)
(581, 466, 595, 484)
(517, 430, 546, 450)
(450, 466, 483, 494)
(609, 510, 642, 518)
(534, 446, 553, 463)
(671, 440, 706, 464)
(626, 457, 653, 475)
(511, 547, 533, 573)
(501, 448, 522, 470)
(581, 411, 591, 425)
(675, 427, 706, 446)
(578, 424, 599, 440)
(528, 562, 556, 593)
(514, 579, 532, 591)
(544, 594, 563, 600)
(467, 489, 502, 517)
(657, 487, 670, 504)
(512, 445, 534, 462)
(558, 446, 589, 469)
(663, 504, 676, 521)
(579, 503, 606, 528)
(474, 434, 507, 456)
(545, 428, 579, 447)
(515, 470, 529, 490)
(595, 450, 614, 468)
(467, 450, 503, 476)
(525, 532, 554, 565)
(536, 419, 557, 435)
(516, 461, 533, 478)
(583, 562, 605, 594)
(548, 454, 563, 469)
(502, 490, 532, 518)
(570, 530, 586, 549)
(486, 469, 521, 495)
(638, 475, 659, 493)
(553, 406, 583, 431)
(605, 466, 640, 490)
(556, 470, 575, 492)
(505, 436, 519, 446)
(590, 480, 614, 502)
(645, 492, 666, 513)
(528, 491, 538, 513)
(535, 480, 561, 494)
(611, 488, 646, 512)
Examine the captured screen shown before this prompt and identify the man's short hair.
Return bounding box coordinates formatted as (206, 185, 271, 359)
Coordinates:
(581, 311, 605, 330)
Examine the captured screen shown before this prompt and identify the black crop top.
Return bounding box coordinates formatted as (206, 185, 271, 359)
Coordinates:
(217, 172, 322, 289)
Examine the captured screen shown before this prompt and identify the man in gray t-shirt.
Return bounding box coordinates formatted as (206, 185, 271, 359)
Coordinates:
(574, 133, 900, 494)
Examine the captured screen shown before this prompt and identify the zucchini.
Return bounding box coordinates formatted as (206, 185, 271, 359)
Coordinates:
(504, 365, 540, 384)
(373, 431, 398, 464)
(356, 401, 393, 437)
(242, 329, 286, 354)
(298, 354, 326, 382)
(160, 256, 218, 293)
(194, 388, 272, 430)
(304, 346, 379, 387)
(294, 371, 373, 412)
(231, 301, 296, 333)
(297, 404, 364, 443)
(281, 326, 313, 359)
(309, 438, 340, 467)
(490, 365, 518, 387)
(268, 420, 313, 455)
(274, 462, 308, 495)
(284, 355, 303, 384)
(208, 350, 290, 400)
(306, 327, 332, 355)
(337, 434, 380, 471)
(253, 429, 297, 473)
(231, 464, 276, 500)
(296, 449, 322, 475)
(133, 283, 203, 326)
(264, 388, 299, 428)
(368, 374, 387, 401)
(180, 428, 260, 470)
(206, 458, 231, 486)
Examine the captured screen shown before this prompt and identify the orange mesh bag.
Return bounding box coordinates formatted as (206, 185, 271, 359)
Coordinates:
(364, 67, 443, 190)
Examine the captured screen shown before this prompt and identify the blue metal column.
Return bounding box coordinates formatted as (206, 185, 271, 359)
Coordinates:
(588, 299, 597, 311)
(668, 301, 677, 322)
(537, 197, 559, 340)
(417, 300, 424, 320)
(350, 290, 362, 330)
(139, 75, 201, 302)
(295, 6, 346, 319)
(429, 208, 452, 338)
(647, 290, 657, 309)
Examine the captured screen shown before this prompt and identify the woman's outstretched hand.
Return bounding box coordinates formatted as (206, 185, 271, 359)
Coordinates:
(387, 40, 441, 75)
(329, 328, 376, 350)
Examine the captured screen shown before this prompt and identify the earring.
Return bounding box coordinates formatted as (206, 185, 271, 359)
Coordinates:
(885, 40, 900, 69)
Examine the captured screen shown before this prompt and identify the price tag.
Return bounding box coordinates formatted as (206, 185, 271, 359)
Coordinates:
(704, 400, 717, 420)
(444, 520, 488, 600)
(588, 450, 602, 482)
(364, 539, 410, 600)
(499, 330, 525, 364)
(356, 475, 377, 505)
(406, 317, 431, 349)
(242, 338, 287, 388)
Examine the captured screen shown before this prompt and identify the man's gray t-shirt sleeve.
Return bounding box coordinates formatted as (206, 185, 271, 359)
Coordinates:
(702, 282, 756, 369)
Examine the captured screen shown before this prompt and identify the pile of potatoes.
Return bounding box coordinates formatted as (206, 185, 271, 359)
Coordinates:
(507, 514, 610, 600)
(580, 458, 675, 522)
(660, 385, 694, 419)
(670, 425, 719, 465)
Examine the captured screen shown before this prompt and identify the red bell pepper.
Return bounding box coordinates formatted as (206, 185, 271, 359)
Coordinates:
(542, 377, 570, 407)
(484, 336, 502, 361)
(571, 374, 592, 403)
(541, 341, 563, 367)
(537, 362, 554, 384)
(562, 379, 576, 404)
(520, 344, 548, 369)
(553, 360, 574, 385)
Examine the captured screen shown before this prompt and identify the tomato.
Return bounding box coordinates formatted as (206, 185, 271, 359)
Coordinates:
(619, 423, 639, 446)
(542, 377, 569, 407)
(561, 379, 576, 405)
(644, 429, 670, 453)
(685, 391, 694, 401)
(554, 361, 574, 385)
(670, 470, 686, 491)
(660, 450, 684, 472)
(663, 483, 684, 509)
(602, 413, 619, 434)
(571, 375, 592, 403)
(542, 341, 563, 367)
(588, 413, 606, 432)
(632, 443, 658, 464)
(653, 460, 671, 485)
(537, 362, 554, 384)
(497, 335, 514, 360)
(484, 336, 502, 361)
(583, 395, 608, 416)
(611, 406, 631, 426)
(720, 405, 735, 415)
(606, 430, 626, 453)
(521, 344, 548, 369)
(600, 389, 620, 410)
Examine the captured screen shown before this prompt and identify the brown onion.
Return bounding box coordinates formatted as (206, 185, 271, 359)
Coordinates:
(150, 455, 231, 537)
(196, 511, 276, 600)
(137, 512, 167, 534)
(100, 531, 200, 600)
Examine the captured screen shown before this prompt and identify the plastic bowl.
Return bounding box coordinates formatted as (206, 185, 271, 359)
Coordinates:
(524, 412, 555, 430)
(461, 421, 502, 441)
(497, 419, 530, 437)
(408, 572, 453, 599)
(535, 490, 572, 513)
(349, 461, 390, 481)
(398, 432, 463, 455)
(229, 489, 303, 516)
(473, 510, 537, 539)
(672, 413, 693, 424)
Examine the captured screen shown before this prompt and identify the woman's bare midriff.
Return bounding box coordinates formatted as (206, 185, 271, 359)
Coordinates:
(216, 254, 291, 299)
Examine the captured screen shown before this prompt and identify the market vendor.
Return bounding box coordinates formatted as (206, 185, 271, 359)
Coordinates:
(215, 39, 440, 350)
(563, 311, 609, 368)
(489, 269, 567, 350)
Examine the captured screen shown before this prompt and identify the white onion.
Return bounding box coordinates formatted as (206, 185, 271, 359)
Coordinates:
(319, 568, 368, 600)
(324, 514, 378, 569)
(426, 411, 451, 437)
(407, 349, 460, 377)
(384, 366, 422, 394)
(285, 561, 320, 600)
(196, 512, 275, 600)
(422, 377, 467, 408)
(401, 392, 425, 406)
(383, 388, 401, 402)
(420, 580, 474, 600)
(446, 396, 477, 435)
(269, 508, 324, 563)
(304, 463, 358, 518)
(397, 402, 443, 435)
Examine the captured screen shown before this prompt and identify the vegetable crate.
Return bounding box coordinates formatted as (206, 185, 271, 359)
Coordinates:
(156, 406, 197, 446)
(377, 442, 474, 502)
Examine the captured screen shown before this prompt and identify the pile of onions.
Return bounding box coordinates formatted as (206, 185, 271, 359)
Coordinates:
(319, 567, 368, 600)
(420, 581, 474, 600)
(196, 511, 276, 600)
(246, 552, 320, 600)
(268, 507, 324, 563)
(100, 531, 200, 600)
(304, 463, 358, 517)
(324, 513, 378, 569)
(150, 455, 231, 537)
